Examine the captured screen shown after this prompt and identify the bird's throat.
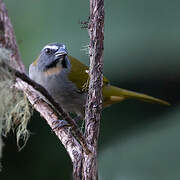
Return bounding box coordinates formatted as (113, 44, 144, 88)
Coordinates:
(43, 56, 67, 76)
(44, 60, 62, 76)
(45, 59, 59, 69)
(44, 65, 62, 76)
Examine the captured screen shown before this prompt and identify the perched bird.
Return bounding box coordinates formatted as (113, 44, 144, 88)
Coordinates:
(29, 43, 169, 120)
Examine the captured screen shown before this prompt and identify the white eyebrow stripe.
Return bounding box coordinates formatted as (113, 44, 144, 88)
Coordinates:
(43, 45, 58, 51)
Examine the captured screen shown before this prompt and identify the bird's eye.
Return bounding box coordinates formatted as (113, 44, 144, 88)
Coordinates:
(45, 48, 52, 54)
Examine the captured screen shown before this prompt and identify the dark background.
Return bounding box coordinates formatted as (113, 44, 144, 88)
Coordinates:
(1, 0, 180, 179)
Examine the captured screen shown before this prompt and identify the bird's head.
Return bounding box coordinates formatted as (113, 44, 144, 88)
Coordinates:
(35, 43, 71, 73)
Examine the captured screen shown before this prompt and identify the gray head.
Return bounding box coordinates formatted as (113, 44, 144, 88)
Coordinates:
(37, 43, 70, 72)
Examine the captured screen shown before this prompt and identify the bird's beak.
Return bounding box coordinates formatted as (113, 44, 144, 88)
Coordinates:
(55, 48, 68, 60)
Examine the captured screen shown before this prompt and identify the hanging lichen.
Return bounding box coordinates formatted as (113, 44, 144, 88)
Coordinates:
(0, 48, 32, 170)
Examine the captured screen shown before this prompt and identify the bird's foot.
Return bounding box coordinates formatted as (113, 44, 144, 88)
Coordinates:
(52, 120, 70, 130)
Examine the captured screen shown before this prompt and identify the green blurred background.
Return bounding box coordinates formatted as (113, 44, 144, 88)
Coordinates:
(1, 0, 180, 179)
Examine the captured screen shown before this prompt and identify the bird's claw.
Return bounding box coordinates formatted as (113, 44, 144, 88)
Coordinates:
(52, 120, 70, 130)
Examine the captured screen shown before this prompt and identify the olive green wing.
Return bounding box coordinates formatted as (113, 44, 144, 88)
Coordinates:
(68, 56, 170, 106)
(68, 56, 109, 92)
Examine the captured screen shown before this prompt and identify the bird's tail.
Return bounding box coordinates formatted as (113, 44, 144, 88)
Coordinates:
(103, 85, 170, 107)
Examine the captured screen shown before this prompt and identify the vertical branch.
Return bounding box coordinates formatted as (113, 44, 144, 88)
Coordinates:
(0, 0, 25, 72)
(83, 0, 104, 179)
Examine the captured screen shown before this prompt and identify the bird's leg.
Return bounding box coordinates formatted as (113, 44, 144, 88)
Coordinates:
(52, 119, 70, 130)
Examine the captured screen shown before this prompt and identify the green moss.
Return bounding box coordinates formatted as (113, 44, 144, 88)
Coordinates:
(0, 48, 32, 169)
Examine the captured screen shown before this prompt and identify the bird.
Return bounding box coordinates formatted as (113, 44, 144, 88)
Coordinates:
(29, 42, 169, 121)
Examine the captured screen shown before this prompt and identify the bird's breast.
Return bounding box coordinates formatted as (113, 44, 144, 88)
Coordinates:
(29, 65, 86, 117)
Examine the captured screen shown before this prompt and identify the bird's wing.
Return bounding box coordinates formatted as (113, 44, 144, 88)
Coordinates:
(68, 56, 109, 92)
(68, 56, 170, 106)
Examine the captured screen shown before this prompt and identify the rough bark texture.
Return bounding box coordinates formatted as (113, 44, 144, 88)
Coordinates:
(83, 0, 104, 179)
(0, 0, 25, 72)
(16, 80, 83, 167)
